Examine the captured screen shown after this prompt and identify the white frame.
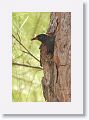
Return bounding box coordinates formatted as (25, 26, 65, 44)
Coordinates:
(0, 0, 83, 114)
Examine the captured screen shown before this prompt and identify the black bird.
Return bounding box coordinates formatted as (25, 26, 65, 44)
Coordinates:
(31, 34, 55, 54)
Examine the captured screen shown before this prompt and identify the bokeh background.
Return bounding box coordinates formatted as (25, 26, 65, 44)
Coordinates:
(12, 12, 50, 102)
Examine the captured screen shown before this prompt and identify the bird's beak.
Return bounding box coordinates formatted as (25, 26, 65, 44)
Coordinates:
(31, 36, 38, 41)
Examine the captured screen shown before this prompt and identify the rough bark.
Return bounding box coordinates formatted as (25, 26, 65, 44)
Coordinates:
(40, 12, 71, 102)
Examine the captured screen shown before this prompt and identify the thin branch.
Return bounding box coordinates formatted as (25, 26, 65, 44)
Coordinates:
(12, 34, 40, 62)
(13, 54, 23, 61)
(21, 50, 31, 55)
(12, 75, 32, 84)
(19, 16, 29, 30)
(17, 32, 21, 42)
(12, 62, 43, 70)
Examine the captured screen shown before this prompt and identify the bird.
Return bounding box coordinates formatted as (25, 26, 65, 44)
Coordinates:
(31, 34, 55, 55)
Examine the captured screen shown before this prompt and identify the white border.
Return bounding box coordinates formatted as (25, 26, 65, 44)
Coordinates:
(0, 0, 83, 114)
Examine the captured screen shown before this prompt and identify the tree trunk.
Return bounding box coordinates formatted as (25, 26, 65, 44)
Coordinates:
(40, 12, 71, 102)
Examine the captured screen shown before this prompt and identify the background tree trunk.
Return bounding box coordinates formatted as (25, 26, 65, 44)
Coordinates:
(40, 12, 71, 102)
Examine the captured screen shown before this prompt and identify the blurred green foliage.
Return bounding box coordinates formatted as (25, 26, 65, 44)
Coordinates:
(12, 12, 50, 102)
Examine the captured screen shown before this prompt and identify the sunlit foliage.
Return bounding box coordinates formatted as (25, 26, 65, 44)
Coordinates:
(12, 12, 50, 102)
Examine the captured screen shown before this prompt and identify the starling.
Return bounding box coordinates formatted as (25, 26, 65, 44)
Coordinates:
(31, 34, 55, 54)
